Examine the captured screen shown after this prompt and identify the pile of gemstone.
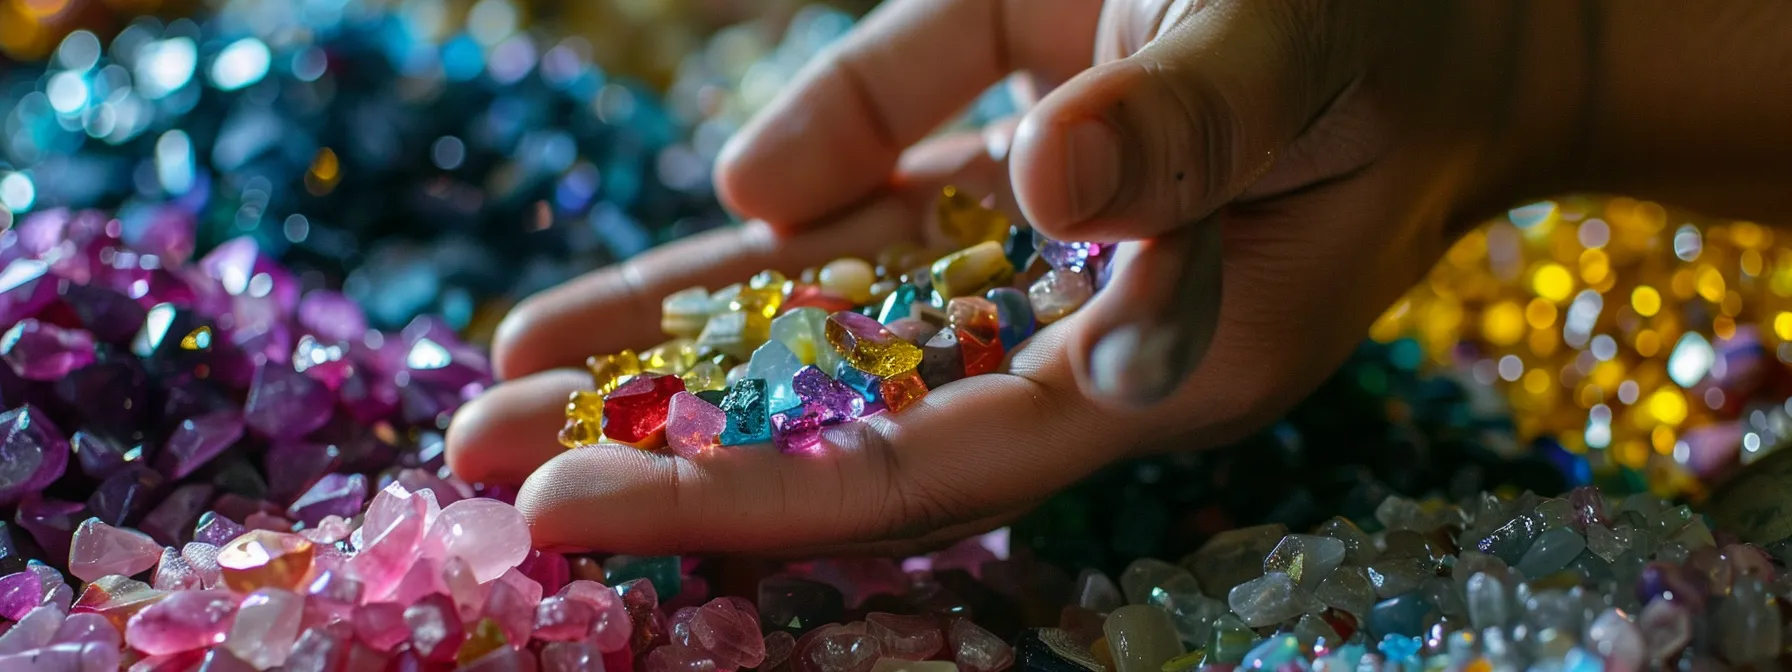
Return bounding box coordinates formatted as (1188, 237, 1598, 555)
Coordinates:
(559, 189, 1100, 453)
(0, 6, 728, 335)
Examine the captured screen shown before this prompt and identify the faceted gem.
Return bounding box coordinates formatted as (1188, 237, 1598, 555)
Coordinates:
(958, 329, 1004, 377)
(405, 593, 466, 662)
(826, 312, 924, 378)
(426, 497, 530, 582)
(87, 465, 164, 527)
(879, 372, 929, 413)
(833, 363, 887, 412)
(946, 297, 1001, 346)
(224, 588, 302, 668)
(587, 350, 643, 395)
(642, 339, 699, 375)
(71, 431, 143, 480)
(747, 340, 805, 412)
(1028, 270, 1093, 324)
(936, 186, 1011, 249)
(216, 531, 315, 593)
(820, 258, 876, 304)
(1263, 534, 1347, 589)
(771, 406, 828, 454)
(758, 576, 845, 636)
(718, 380, 773, 447)
(243, 363, 334, 440)
(681, 361, 728, 393)
(560, 391, 606, 448)
(667, 392, 726, 458)
(69, 519, 162, 583)
(1102, 605, 1184, 672)
(141, 484, 213, 547)
(1227, 572, 1323, 628)
(793, 366, 864, 421)
(287, 473, 368, 526)
(159, 410, 246, 479)
(931, 242, 1014, 300)
(984, 287, 1035, 349)
(878, 285, 921, 324)
(920, 331, 966, 390)
(0, 406, 70, 507)
(602, 374, 686, 447)
(0, 320, 97, 380)
(663, 287, 715, 340)
(124, 589, 239, 656)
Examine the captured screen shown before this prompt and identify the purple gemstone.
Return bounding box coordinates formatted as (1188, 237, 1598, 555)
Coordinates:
(287, 473, 368, 526)
(193, 511, 247, 547)
(243, 362, 335, 440)
(336, 367, 401, 425)
(298, 291, 368, 344)
(264, 441, 341, 505)
(0, 259, 58, 326)
(1565, 486, 1609, 531)
(791, 367, 863, 422)
(71, 431, 146, 480)
(198, 237, 300, 313)
(140, 484, 215, 546)
(228, 295, 294, 365)
(0, 405, 70, 506)
(770, 406, 828, 455)
(0, 320, 97, 381)
(14, 496, 86, 563)
(58, 285, 149, 346)
(0, 569, 39, 620)
(292, 336, 352, 389)
(131, 304, 253, 388)
(399, 381, 463, 427)
(87, 464, 166, 527)
(54, 357, 152, 442)
(400, 316, 491, 387)
(158, 410, 245, 479)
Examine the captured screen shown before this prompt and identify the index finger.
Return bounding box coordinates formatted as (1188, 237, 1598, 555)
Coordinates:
(716, 0, 1101, 227)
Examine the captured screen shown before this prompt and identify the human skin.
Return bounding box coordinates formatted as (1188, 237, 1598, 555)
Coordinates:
(445, 0, 1792, 556)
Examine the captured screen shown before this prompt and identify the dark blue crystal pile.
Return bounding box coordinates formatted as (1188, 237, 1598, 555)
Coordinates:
(0, 6, 730, 333)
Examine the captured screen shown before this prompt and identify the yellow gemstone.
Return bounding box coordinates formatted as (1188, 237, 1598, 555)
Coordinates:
(935, 185, 1010, 249)
(559, 390, 605, 448)
(930, 241, 1013, 300)
(661, 287, 713, 339)
(770, 307, 829, 367)
(681, 361, 728, 392)
(216, 530, 315, 593)
(696, 309, 772, 361)
(641, 339, 698, 375)
(876, 243, 927, 278)
(819, 258, 876, 304)
(1162, 650, 1205, 672)
(586, 350, 642, 394)
(825, 312, 924, 378)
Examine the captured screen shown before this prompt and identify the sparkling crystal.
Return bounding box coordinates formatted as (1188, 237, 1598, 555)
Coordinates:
(224, 587, 303, 668)
(152, 547, 202, 591)
(243, 363, 334, 440)
(718, 379, 774, 446)
(747, 339, 805, 413)
(0, 406, 70, 507)
(663, 287, 714, 340)
(602, 374, 686, 447)
(159, 410, 246, 480)
(124, 589, 238, 656)
(667, 392, 726, 457)
(1226, 572, 1322, 628)
(68, 518, 162, 583)
(216, 530, 315, 593)
(1263, 535, 1347, 589)
(0, 320, 96, 380)
(825, 312, 923, 378)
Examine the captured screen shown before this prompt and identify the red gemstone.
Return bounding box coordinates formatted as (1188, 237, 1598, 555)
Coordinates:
(957, 330, 1004, 377)
(602, 374, 687, 446)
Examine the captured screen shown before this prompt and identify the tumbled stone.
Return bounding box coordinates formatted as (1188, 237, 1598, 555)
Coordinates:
(557, 580, 631, 652)
(69, 518, 162, 583)
(1102, 605, 1183, 672)
(919, 330, 966, 390)
(647, 643, 719, 672)
(0, 570, 40, 620)
(931, 242, 1013, 300)
(0, 406, 70, 507)
(1640, 597, 1692, 662)
(1227, 572, 1323, 628)
(51, 612, 120, 649)
(692, 596, 766, 668)
(124, 589, 238, 656)
(865, 612, 942, 661)
(771, 307, 835, 371)
(1183, 523, 1285, 598)
(641, 339, 700, 376)
(424, 497, 529, 582)
(0, 602, 66, 655)
(0, 320, 96, 380)
(216, 530, 314, 593)
(603, 374, 687, 447)
(224, 587, 302, 669)
(663, 287, 714, 340)
(70, 575, 166, 633)
(948, 619, 1012, 672)
(1027, 270, 1093, 325)
(879, 371, 929, 413)
(1263, 534, 1347, 589)
(535, 596, 599, 641)
(1515, 527, 1588, 578)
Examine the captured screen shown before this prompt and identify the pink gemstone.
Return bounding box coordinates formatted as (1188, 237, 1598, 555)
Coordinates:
(0, 320, 96, 380)
(387, 556, 448, 607)
(763, 632, 796, 671)
(128, 650, 208, 671)
(193, 512, 247, 548)
(0, 258, 57, 327)
(68, 518, 163, 583)
(667, 392, 726, 457)
(180, 543, 224, 589)
(152, 547, 203, 591)
(0, 570, 40, 620)
(559, 581, 632, 652)
(424, 498, 529, 582)
(159, 410, 246, 480)
(352, 602, 409, 652)
(52, 612, 121, 649)
(520, 551, 569, 597)
(124, 589, 239, 656)
(541, 641, 605, 672)
(244, 363, 336, 441)
(443, 556, 491, 622)
(865, 613, 942, 661)
(0, 406, 70, 507)
(285, 624, 351, 672)
(535, 596, 599, 641)
(199, 237, 300, 312)
(298, 291, 368, 344)
(403, 593, 465, 662)
(480, 577, 535, 645)
(0, 602, 65, 654)
(948, 619, 1012, 672)
(668, 606, 700, 647)
(298, 516, 353, 545)
(199, 648, 258, 672)
(0, 641, 120, 671)
(225, 588, 304, 669)
(496, 568, 544, 605)
(646, 644, 718, 672)
(692, 598, 766, 668)
(347, 494, 428, 602)
(363, 483, 440, 541)
(243, 511, 293, 532)
(342, 641, 394, 672)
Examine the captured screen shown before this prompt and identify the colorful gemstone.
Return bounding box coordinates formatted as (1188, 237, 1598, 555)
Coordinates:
(662, 287, 714, 340)
(985, 287, 1036, 349)
(1029, 269, 1094, 324)
(919, 331, 966, 390)
(936, 186, 1011, 249)
(587, 350, 643, 396)
(819, 258, 877, 304)
(825, 312, 924, 378)
(560, 391, 606, 448)
(667, 392, 726, 458)
(930, 241, 1013, 300)
(642, 339, 699, 375)
(879, 372, 929, 413)
(216, 530, 315, 593)
(602, 374, 687, 447)
(718, 380, 774, 447)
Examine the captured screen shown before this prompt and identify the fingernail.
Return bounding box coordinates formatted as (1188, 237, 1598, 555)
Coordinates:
(1064, 118, 1122, 223)
(1088, 323, 1182, 406)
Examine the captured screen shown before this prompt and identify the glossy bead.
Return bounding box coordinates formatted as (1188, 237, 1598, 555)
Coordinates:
(930, 242, 1014, 300)
(935, 186, 1010, 249)
(820, 259, 877, 304)
(1028, 270, 1093, 324)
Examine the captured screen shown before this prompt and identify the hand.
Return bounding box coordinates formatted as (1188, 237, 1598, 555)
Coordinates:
(447, 0, 1585, 555)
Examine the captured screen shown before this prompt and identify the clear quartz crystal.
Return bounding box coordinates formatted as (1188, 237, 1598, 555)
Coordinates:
(1262, 535, 1346, 589)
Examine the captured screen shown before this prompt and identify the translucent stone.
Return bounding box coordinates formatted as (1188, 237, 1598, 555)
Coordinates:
(1290, 614, 1339, 651)
(1639, 598, 1691, 662)
(1716, 576, 1781, 664)
(0, 602, 64, 654)
(945, 297, 1001, 346)
(159, 410, 247, 480)
(1240, 634, 1302, 671)
(587, 350, 643, 396)
(1027, 270, 1092, 325)
(641, 339, 699, 375)
(124, 589, 238, 656)
(1101, 605, 1183, 672)
(68, 518, 162, 583)
(1203, 614, 1256, 666)
(1119, 558, 1193, 606)
(802, 629, 880, 672)
(984, 287, 1034, 349)
(557, 581, 632, 652)
(948, 618, 1013, 672)
(1365, 593, 1435, 639)
(1185, 523, 1286, 598)
(1074, 570, 1123, 612)
(1314, 517, 1376, 565)
(542, 641, 605, 672)
(1585, 608, 1644, 671)
(682, 361, 728, 393)
(1365, 557, 1432, 599)
(152, 547, 202, 591)
(0, 320, 97, 380)
(243, 363, 334, 441)
(1263, 534, 1347, 589)
(825, 312, 924, 378)
(879, 371, 928, 413)
(878, 284, 922, 324)
(1516, 527, 1588, 578)
(216, 530, 314, 593)
(1227, 572, 1323, 628)
(287, 473, 368, 527)
(1464, 573, 1511, 630)
(663, 287, 714, 339)
(1313, 566, 1374, 618)
(224, 588, 302, 669)
(602, 374, 686, 447)
(820, 259, 876, 304)
(0, 405, 71, 507)
(51, 612, 120, 649)
(534, 596, 598, 641)
(936, 187, 1010, 249)
(866, 612, 942, 661)
(404, 593, 466, 662)
(748, 340, 806, 413)
(957, 327, 1004, 377)
(354, 602, 410, 652)
(692, 596, 766, 668)
(1146, 576, 1227, 647)
(931, 242, 1014, 300)
(1586, 522, 1632, 563)
(0, 569, 41, 620)
(70, 575, 165, 633)
(667, 392, 726, 457)
(647, 643, 719, 672)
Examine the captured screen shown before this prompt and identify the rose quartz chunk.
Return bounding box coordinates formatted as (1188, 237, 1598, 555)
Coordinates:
(51, 612, 121, 649)
(866, 613, 943, 660)
(424, 498, 530, 582)
(694, 597, 766, 669)
(495, 568, 544, 605)
(667, 392, 725, 457)
(225, 588, 303, 669)
(646, 644, 718, 672)
(0, 603, 65, 654)
(534, 596, 599, 641)
(558, 580, 632, 652)
(387, 555, 448, 607)
(481, 578, 536, 645)
(180, 543, 224, 589)
(353, 602, 409, 652)
(68, 519, 163, 582)
(0, 642, 119, 672)
(153, 547, 203, 591)
(124, 589, 239, 656)
(363, 483, 440, 541)
(404, 593, 465, 662)
(443, 556, 491, 622)
(350, 497, 428, 601)
(541, 641, 605, 672)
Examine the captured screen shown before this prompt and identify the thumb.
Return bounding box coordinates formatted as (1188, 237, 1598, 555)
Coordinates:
(1010, 0, 1358, 240)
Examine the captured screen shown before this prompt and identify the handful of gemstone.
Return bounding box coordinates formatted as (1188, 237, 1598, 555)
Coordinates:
(560, 189, 1108, 455)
